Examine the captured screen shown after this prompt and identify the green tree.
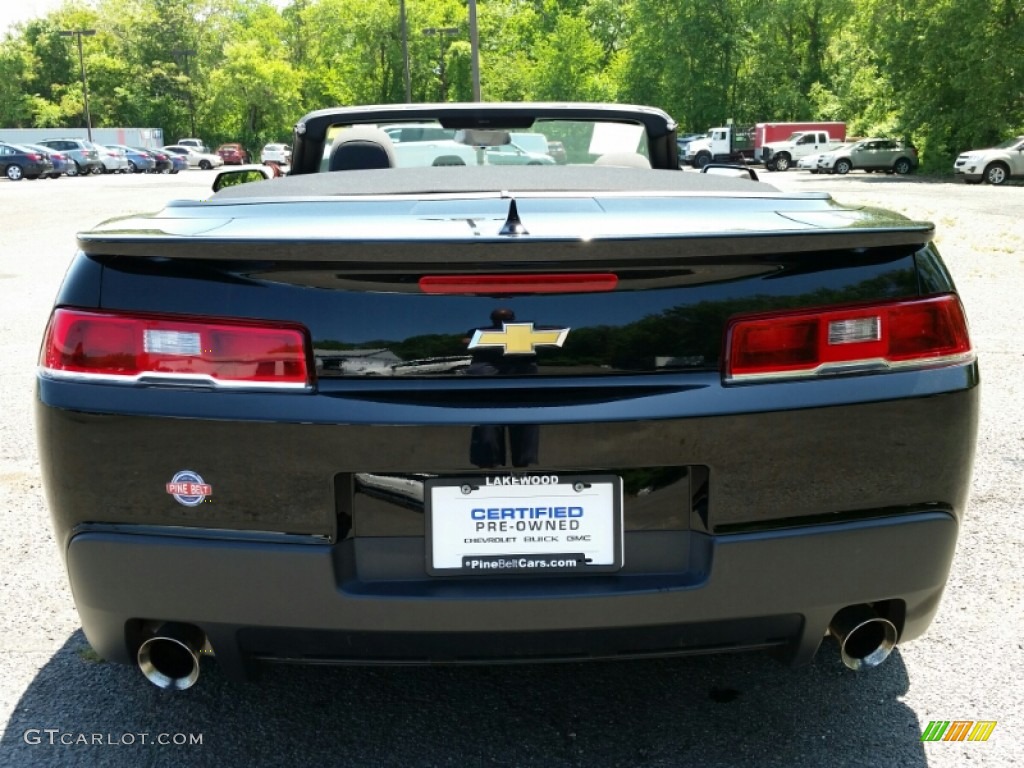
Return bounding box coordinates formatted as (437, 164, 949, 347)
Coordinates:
(735, 0, 852, 123)
(0, 38, 34, 125)
(855, 0, 1024, 169)
(617, 0, 748, 130)
(0, 0, 1019, 176)
(206, 39, 302, 148)
(529, 14, 615, 100)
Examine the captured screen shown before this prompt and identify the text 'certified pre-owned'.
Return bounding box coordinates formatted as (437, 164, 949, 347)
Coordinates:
(428, 475, 622, 573)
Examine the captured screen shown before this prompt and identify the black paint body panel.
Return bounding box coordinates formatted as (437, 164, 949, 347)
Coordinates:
(35, 175, 978, 675)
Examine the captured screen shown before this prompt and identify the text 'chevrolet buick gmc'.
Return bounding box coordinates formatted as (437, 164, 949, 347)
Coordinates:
(35, 103, 978, 690)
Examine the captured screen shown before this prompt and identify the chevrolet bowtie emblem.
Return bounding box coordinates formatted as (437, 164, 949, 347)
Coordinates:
(468, 322, 569, 355)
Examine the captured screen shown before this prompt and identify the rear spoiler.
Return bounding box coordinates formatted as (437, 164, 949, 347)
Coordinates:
(78, 226, 934, 263)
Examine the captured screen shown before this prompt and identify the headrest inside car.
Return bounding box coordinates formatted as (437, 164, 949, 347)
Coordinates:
(432, 154, 467, 166)
(594, 152, 652, 169)
(329, 126, 397, 171)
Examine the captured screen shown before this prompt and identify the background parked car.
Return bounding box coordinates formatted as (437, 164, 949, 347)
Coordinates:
(546, 140, 567, 164)
(161, 145, 225, 170)
(260, 143, 292, 165)
(135, 148, 173, 174)
(36, 138, 103, 176)
(953, 136, 1024, 185)
(676, 133, 706, 166)
(484, 140, 556, 165)
(107, 145, 156, 173)
(0, 142, 54, 180)
(818, 138, 918, 175)
(23, 143, 69, 178)
(177, 138, 209, 153)
(95, 144, 130, 173)
(166, 151, 188, 173)
(216, 143, 249, 164)
(797, 144, 851, 173)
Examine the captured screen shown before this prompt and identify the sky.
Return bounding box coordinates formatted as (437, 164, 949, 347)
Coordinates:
(1, 0, 293, 34)
(0, 0, 81, 34)
(3, 0, 299, 34)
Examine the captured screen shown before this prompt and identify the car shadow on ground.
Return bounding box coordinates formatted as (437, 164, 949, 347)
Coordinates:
(2, 630, 929, 767)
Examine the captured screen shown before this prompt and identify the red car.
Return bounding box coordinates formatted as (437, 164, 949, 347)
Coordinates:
(215, 143, 249, 165)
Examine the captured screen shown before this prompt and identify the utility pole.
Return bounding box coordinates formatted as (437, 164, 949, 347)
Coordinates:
(60, 29, 96, 142)
(468, 0, 480, 101)
(400, 0, 411, 102)
(172, 48, 198, 139)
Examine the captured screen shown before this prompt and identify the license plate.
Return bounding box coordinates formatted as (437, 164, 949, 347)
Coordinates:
(425, 474, 623, 576)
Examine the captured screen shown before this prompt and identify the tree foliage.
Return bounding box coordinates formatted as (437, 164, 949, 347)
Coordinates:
(0, 0, 1020, 170)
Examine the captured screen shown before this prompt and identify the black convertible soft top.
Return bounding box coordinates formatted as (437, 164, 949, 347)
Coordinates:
(214, 165, 783, 200)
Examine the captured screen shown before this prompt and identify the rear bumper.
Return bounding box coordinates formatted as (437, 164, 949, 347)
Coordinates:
(67, 511, 958, 673)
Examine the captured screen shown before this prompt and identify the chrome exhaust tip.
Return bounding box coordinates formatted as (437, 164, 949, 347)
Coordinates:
(829, 605, 898, 671)
(137, 624, 204, 690)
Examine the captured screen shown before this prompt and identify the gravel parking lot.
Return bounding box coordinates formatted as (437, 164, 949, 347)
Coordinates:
(0, 169, 1021, 767)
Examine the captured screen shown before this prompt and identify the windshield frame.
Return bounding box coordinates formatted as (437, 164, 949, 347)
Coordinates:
(290, 102, 680, 174)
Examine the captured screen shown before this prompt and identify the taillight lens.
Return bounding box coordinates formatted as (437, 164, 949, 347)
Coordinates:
(419, 273, 618, 295)
(40, 309, 311, 389)
(725, 294, 973, 383)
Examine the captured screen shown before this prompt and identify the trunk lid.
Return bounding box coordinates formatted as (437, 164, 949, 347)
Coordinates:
(82, 187, 932, 380)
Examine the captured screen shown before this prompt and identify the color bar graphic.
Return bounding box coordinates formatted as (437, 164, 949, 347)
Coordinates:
(921, 721, 996, 742)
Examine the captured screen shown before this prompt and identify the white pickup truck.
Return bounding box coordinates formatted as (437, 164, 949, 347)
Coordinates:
(761, 130, 845, 171)
(382, 124, 478, 167)
(382, 125, 555, 167)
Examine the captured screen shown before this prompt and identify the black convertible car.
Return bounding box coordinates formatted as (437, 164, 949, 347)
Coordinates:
(36, 103, 978, 690)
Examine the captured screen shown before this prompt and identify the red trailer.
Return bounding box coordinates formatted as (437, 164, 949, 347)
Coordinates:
(754, 122, 847, 157)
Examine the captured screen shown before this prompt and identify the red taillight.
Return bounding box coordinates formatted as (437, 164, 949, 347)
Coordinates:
(40, 309, 311, 389)
(419, 273, 618, 295)
(725, 295, 973, 382)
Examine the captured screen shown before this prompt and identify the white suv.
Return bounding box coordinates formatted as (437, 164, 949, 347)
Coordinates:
(954, 136, 1024, 185)
(260, 143, 291, 165)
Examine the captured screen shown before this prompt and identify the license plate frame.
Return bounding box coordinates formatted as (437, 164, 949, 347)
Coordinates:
(425, 474, 623, 576)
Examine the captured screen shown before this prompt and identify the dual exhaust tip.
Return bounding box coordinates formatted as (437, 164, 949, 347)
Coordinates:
(134, 606, 897, 689)
(829, 605, 898, 671)
(137, 623, 205, 691)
